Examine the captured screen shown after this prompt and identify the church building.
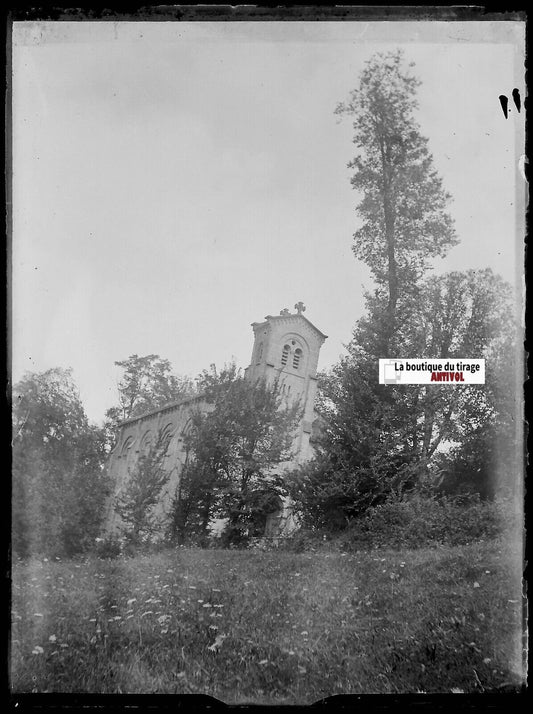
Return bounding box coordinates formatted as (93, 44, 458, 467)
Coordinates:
(105, 303, 327, 538)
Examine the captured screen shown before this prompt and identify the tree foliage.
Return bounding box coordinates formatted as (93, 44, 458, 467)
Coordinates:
(169, 454, 218, 546)
(350, 270, 518, 474)
(335, 49, 457, 352)
(104, 354, 195, 448)
(115, 428, 173, 544)
(293, 266, 518, 528)
(12, 368, 108, 557)
(171, 363, 302, 545)
(294, 50, 518, 531)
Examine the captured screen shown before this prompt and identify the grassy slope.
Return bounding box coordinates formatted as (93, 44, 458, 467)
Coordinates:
(11, 539, 525, 703)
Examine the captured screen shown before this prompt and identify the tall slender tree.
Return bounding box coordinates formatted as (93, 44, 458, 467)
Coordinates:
(335, 49, 457, 354)
(290, 53, 517, 528)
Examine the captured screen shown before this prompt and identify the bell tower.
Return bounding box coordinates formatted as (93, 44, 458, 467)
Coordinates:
(244, 302, 327, 462)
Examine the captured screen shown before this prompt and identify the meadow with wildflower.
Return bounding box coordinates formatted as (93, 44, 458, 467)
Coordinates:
(11, 538, 524, 703)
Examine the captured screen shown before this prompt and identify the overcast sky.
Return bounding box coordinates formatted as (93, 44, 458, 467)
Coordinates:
(11, 20, 525, 424)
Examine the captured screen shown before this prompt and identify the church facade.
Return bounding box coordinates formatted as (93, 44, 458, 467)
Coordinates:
(105, 303, 327, 538)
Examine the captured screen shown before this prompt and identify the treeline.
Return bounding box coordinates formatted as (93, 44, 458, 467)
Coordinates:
(11, 50, 521, 557)
(12, 368, 108, 558)
(286, 50, 520, 532)
(11, 356, 198, 558)
(11, 361, 300, 556)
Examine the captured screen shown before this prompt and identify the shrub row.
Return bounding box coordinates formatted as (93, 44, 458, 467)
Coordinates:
(91, 495, 517, 558)
(281, 495, 516, 552)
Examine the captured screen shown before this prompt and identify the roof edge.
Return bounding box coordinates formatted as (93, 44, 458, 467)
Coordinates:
(118, 392, 206, 427)
(253, 313, 328, 340)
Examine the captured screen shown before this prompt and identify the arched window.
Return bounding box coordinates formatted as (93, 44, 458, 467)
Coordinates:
(140, 430, 153, 454)
(159, 424, 175, 453)
(257, 342, 263, 363)
(281, 344, 290, 366)
(293, 348, 303, 370)
(121, 436, 134, 457)
(181, 419, 194, 439)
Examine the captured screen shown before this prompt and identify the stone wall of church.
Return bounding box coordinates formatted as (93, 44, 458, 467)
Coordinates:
(105, 394, 212, 534)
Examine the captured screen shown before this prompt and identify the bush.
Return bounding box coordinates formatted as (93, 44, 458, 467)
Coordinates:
(94, 536, 123, 559)
(336, 495, 510, 551)
(273, 528, 348, 553)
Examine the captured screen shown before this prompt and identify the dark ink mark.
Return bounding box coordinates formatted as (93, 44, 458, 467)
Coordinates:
(499, 95, 508, 118)
(500, 90, 522, 118)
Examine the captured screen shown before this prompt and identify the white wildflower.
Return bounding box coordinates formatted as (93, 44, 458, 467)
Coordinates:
(207, 634, 227, 652)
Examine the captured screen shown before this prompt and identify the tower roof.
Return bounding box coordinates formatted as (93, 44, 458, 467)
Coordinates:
(252, 304, 328, 342)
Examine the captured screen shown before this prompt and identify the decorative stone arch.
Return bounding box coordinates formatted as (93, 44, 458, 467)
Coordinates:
(139, 429, 153, 454)
(180, 418, 195, 439)
(120, 436, 134, 458)
(279, 332, 310, 373)
(160, 422, 175, 450)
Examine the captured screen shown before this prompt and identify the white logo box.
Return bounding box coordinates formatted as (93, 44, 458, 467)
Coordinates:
(379, 359, 485, 385)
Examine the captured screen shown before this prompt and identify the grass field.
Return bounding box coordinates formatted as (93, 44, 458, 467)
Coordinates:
(10, 538, 525, 704)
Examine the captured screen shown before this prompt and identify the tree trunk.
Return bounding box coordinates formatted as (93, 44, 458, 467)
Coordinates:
(380, 138, 398, 356)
